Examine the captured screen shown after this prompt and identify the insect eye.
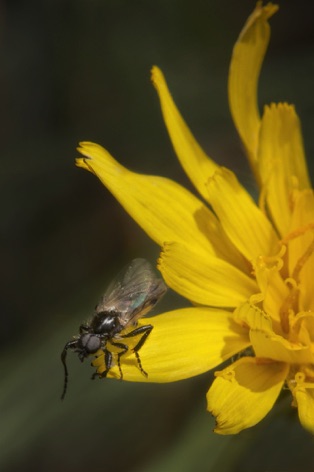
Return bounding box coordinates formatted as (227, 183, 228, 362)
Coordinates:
(80, 334, 102, 353)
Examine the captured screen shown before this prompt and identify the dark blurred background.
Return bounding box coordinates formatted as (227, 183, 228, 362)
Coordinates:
(1, 1, 314, 471)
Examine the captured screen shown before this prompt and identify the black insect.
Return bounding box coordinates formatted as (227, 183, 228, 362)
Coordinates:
(61, 258, 167, 399)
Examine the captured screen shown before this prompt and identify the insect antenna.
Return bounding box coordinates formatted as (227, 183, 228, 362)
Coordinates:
(61, 340, 77, 400)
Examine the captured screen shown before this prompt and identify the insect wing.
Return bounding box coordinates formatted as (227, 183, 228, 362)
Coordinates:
(95, 258, 167, 327)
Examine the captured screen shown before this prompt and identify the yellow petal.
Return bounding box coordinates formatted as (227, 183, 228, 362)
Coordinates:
(288, 190, 314, 311)
(77, 142, 216, 254)
(158, 241, 257, 307)
(295, 388, 314, 434)
(92, 307, 250, 382)
(240, 303, 314, 364)
(206, 167, 279, 261)
(234, 302, 273, 332)
(291, 374, 314, 434)
(250, 329, 314, 364)
(228, 2, 278, 178)
(207, 357, 288, 434)
(253, 252, 289, 328)
(291, 312, 314, 347)
(151, 66, 218, 201)
(258, 104, 311, 236)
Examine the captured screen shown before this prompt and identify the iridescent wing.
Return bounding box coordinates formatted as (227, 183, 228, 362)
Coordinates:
(95, 258, 167, 327)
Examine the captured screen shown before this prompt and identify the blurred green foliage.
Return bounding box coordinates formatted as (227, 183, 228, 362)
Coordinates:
(1, 1, 314, 471)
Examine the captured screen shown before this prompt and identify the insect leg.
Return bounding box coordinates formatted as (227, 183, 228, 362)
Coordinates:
(61, 340, 78, 400)
(92, 343, 129, 380)
(109, 342, 129, 379)
(120, 324, 153, 377)
(92, 348, 113, 379)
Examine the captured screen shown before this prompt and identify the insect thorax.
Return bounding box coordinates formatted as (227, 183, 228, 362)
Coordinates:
(90, 311, 122, 336)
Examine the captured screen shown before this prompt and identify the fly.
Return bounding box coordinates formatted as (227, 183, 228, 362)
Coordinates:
(61, 258, 167, 399)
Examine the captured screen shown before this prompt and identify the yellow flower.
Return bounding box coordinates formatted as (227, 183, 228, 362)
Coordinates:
(76, 2, 314, 434)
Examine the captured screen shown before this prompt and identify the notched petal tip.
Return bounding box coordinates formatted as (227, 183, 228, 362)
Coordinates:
(77, 141, 108, 160)
(240, 2, 279, 41)
(76, 141, 104, 171)
(75, 159, 91, 172)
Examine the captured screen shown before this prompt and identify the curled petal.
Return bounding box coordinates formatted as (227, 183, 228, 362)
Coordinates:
(207, 357, 288, 434)
(228, 1, 278, 176)
(250, 329, 314, 364)
(240, 299, 314, 362)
